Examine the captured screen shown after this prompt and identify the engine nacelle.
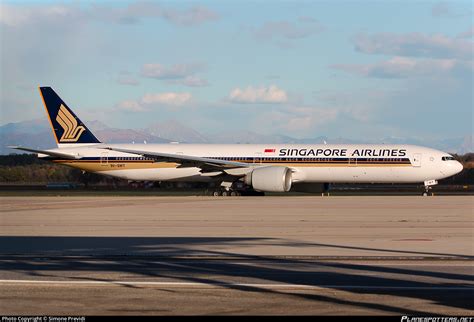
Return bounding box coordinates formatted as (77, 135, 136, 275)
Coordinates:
(244, 166, 292, 192)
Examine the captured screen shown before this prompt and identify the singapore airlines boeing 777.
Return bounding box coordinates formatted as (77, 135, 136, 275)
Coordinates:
(10, 87, 463, 196)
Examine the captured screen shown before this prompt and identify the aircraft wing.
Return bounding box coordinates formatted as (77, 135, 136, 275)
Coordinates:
(8, 146, 82, 159)
(105, 146, 251, 172)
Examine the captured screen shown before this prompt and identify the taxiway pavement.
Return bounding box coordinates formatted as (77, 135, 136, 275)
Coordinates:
(0, 196, 472, 315)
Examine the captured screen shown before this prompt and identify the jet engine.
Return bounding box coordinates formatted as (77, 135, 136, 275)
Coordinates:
(244, 166, 292, 192)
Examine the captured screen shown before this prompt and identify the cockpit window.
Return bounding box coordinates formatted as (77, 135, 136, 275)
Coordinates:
(442, 156, 455, 161)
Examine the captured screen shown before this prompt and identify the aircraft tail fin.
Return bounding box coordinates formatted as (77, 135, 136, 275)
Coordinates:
(39, 87, 101, 147)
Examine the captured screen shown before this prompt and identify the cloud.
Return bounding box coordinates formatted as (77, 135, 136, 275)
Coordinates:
(266, 75, 280, 80)
(432, 2, 452, 17)
(249, 105, 341, 137)
(141, 92, 192, 106)
(317, 77, 472, 139)
(140, 63, 208, 86)
(141, 63, 204, 79)
(0, 2, 218, 28)
(117, 75, 139, 86)
(0, 4, 87, 27)
(173, 76, 209, 87)
(376, 77, 473, 138)
(312, 89, 383, 123)
(255, 21, 318, 40)
(96, 3, 218, 26)
(115, 92, 192, 112)
(332, 57, 473, 79)
(228, 85, 288, 104)
(353, 32, 473, 60)
(116, 100, 145, 112)
(0, 4, 100, 103)
(281, 107, 338, 132)
(160, 6, 218, 26)
(298, 16, 318, 24)
(253, 17, 324, 47)
(330, 29, 473, 139)
(431, 1, 472, 18)
(458, 26, 474, 39)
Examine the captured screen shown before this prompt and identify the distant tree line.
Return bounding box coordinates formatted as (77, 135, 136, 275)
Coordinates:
(0, 154, 109, 186)
(0, 153, 472, 185)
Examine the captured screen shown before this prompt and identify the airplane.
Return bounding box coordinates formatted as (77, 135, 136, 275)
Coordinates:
(10, 87, 463, 196)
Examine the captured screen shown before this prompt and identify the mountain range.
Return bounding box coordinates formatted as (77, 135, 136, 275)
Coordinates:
(0, 118, 472, 155)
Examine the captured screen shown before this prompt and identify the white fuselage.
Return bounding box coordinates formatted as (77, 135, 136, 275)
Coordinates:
(43, 143, 463, 184)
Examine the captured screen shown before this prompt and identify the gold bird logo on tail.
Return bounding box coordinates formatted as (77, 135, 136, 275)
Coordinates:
(56, 104, 85, 142)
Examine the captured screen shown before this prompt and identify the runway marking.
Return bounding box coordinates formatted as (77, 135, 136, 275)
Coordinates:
(0, 279, 472, 291)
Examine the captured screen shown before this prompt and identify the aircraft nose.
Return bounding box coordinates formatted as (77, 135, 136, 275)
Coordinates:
(454, 160, 463, 174)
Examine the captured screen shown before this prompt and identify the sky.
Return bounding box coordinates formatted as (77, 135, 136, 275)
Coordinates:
(0, 0, 472, 140)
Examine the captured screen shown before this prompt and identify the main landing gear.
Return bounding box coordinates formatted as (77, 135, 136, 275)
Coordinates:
(210, 181, 265, 197)
(211, 181, 241, 196)
(422, 179, 438, 196)
(212, 189, 241, 197)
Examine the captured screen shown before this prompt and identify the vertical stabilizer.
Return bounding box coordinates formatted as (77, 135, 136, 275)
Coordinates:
(39, 87, 100, 147)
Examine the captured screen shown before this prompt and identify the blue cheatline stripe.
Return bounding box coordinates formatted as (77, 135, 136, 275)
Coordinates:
(46, 156, 412, 165)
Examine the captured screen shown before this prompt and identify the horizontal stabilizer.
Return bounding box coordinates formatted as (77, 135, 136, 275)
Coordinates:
(8, 146, 82, 159)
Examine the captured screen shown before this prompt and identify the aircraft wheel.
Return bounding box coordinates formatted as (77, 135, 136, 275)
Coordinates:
(230, 191, 238, 197)
(422, 192, 428, 197)
(212, 190, 221, 197)
(222, 191, 229, 197)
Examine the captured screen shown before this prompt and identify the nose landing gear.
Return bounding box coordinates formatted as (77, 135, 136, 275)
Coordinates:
(422, 179, 438, 196)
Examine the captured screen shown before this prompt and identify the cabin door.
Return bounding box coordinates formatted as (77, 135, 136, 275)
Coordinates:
(100, 152, 109, 166)
(254, 152, 263, 165)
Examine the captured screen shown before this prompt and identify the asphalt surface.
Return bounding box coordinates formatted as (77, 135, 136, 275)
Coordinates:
(0, 196, 472, 315)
